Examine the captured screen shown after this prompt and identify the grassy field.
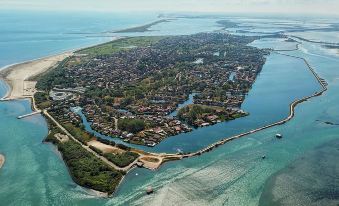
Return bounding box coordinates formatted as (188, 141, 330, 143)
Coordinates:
(76, 36, 166, 56)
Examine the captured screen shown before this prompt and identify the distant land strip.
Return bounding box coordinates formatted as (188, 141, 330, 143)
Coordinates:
(291, 35, 339, 46)
(113, 19, 171, 33)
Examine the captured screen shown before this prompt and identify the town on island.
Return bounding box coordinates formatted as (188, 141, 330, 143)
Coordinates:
(0, 28, 326, 196)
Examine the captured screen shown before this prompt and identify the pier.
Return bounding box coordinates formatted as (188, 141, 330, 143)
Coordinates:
(17, 111, 41, 119)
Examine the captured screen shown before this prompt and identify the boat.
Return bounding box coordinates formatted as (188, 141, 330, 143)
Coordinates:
(146, 186, 154, 195)
(276, 133, 283, 139)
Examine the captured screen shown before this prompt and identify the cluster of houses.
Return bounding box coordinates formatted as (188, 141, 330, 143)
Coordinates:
(82, 103, 191, 146)
(43, 33, 268, 147)
(187, 108, 247, 127)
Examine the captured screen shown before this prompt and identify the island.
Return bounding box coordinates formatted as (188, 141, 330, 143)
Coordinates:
(0, 30, 328, 196)
(21, 33, 270, 194)
(35, 33, 268, 147)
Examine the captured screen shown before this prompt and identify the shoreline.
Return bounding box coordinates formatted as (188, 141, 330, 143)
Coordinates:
(0, 52, 73, 100)
(0, 36, 121, 100)
(0, 154, 5, 169)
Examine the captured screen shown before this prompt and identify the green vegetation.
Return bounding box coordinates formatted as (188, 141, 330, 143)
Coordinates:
(44, 118, 63, 144)
(62, 122, 94, 144)
(35, 57, 74, 91)
(45, 119, 122, 194)
(77, 36, 166, 56)
(177, 104, 215, 124)
(230, 112, 248, 119)
(177, 104, 248, 127)
(103, 152, 139, 167)
(58, 140, 122, 194)
(118, 118, 145, 134)
(89, 145, 104, 156)
(34, 92, 51, 109)
(116, 143, 131, 151)
(114, 19, 170, 33)
(97, 137, 116, 146)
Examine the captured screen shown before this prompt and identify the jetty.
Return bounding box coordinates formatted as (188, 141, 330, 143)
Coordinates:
(17, 111, 41, 119)
(0, 97, 28, 101)
(0, 95, 42, 119)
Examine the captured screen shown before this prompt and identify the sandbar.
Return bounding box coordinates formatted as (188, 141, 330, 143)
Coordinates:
(0, 52, 72, 99)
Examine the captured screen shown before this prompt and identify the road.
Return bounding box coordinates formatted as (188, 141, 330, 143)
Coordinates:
(43, 110, 136, 172)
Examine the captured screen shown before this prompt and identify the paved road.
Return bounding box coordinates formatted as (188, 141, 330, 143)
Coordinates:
(43, 110, 136, 172)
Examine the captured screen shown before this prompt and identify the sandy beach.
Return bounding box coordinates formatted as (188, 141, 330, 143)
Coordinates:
(0, 52, 73, 99)
(0, 154, 5, 169)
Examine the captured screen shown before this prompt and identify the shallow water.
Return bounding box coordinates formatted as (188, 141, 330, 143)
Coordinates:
(259, 138, 339, 206)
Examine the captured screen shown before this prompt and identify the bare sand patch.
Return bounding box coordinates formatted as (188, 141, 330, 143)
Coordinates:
(87, 140, 124, 154)
(139, 156, 162, 170)
(0, 52, 72, 99)
(55, 133, 69, 143)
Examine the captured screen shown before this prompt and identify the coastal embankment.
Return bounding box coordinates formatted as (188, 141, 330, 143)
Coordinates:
(0, 52, 73, 100)
(0, 154, 5, 169)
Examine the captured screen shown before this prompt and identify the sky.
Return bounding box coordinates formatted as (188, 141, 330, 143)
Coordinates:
(1, 0, 339, 16)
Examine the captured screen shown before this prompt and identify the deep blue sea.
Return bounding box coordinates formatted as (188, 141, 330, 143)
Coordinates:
(0, 10, 338, 205)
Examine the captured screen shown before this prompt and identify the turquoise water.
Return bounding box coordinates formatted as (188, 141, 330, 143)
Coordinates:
(0, 12, 338, 205)
(0, 10, 159, 68)
(259, 138, 339, 206)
